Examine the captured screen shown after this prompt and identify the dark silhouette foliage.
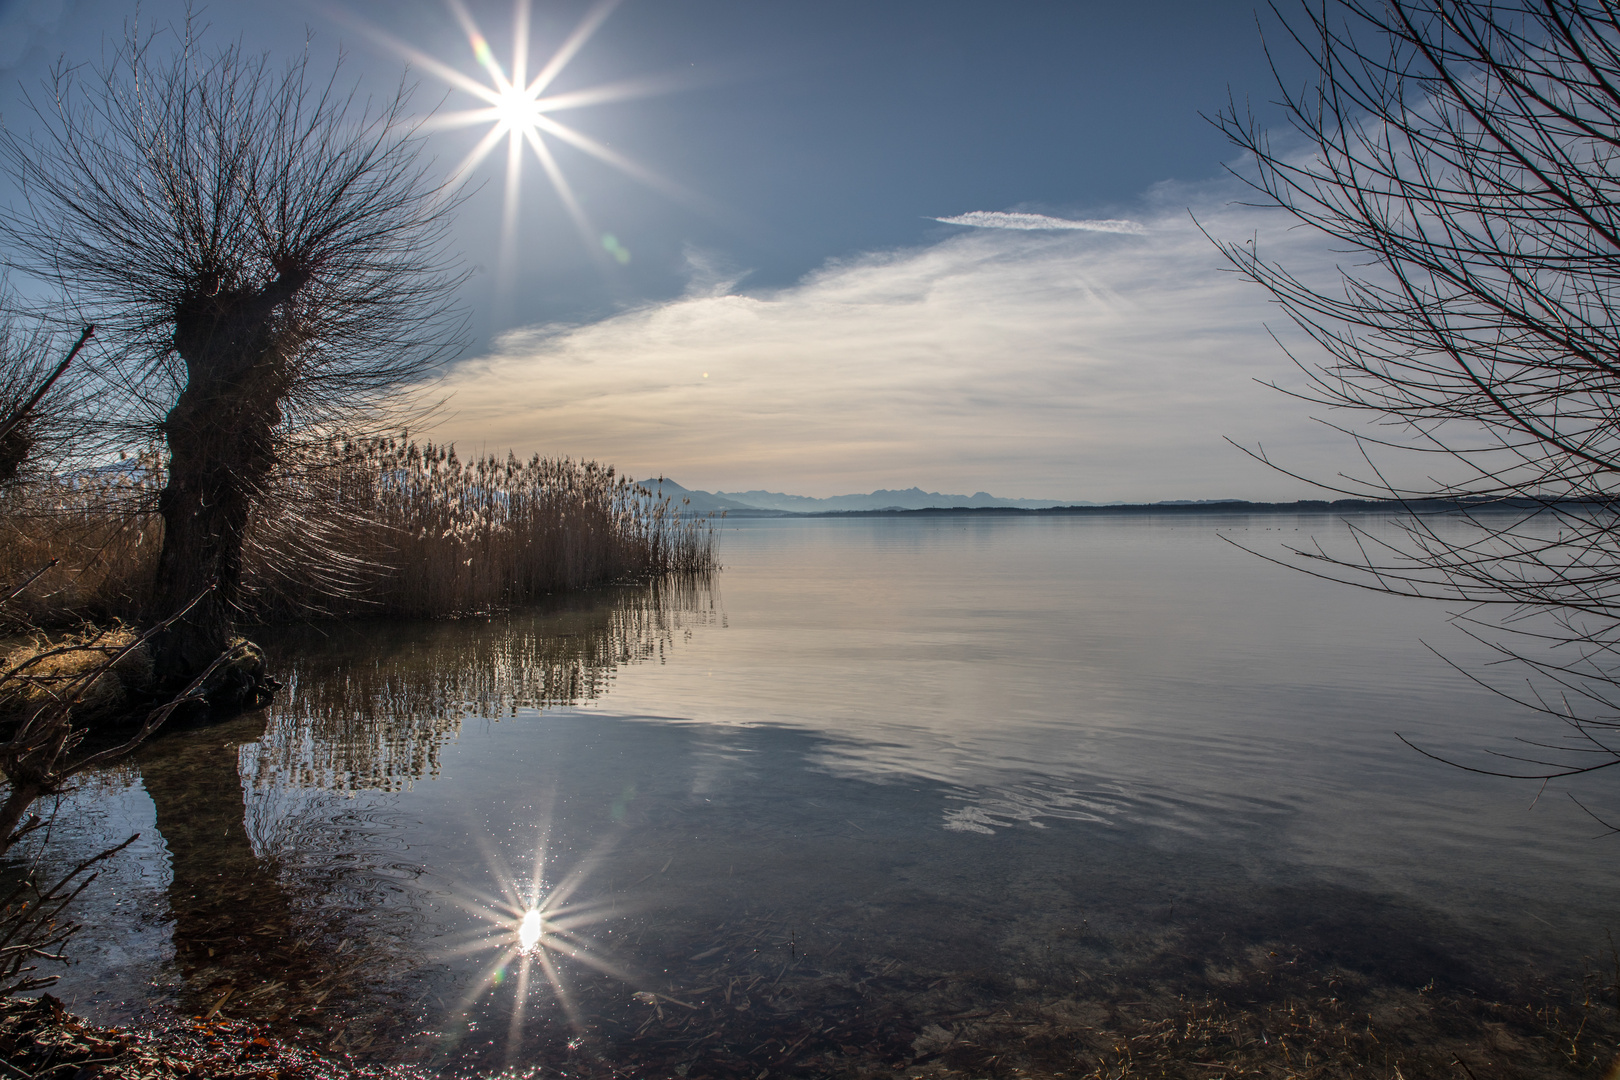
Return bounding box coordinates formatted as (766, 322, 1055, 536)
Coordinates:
(1214, 0, 1620, 801)
(0, 313, 93, 487)
(0, 22, 465, 692)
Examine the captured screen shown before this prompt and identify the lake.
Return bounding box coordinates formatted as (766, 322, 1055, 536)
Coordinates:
(34, 513, 1620, 1076)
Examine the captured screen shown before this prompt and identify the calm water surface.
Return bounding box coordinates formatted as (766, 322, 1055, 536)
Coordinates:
(35, 514, 1620, 1074)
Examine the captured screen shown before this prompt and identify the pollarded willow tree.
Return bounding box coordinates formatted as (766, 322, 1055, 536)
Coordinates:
(0, 26, 465, 693)
(1214, 0, 1620, 793)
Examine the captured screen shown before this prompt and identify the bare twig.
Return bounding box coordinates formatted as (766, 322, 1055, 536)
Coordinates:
(1212, 0, 1620, 797)
(0, 582, 231, 996)
(0, 326, 93, 450)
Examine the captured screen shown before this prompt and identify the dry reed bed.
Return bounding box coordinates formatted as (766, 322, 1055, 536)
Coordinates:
(0, 451, 163, 625)
(0, 438, 716, 626)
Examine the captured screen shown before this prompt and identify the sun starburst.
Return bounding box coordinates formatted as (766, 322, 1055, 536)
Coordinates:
(433, 824, 642, 1066)
(331, 0, 692, 284)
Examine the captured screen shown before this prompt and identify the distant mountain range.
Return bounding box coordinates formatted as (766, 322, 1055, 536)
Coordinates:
(637, 479, 1099, 515)
(629, 480, 1561, 518)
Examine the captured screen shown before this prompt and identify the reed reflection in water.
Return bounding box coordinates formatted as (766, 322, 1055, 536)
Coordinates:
(120, 576, 718, 1046)
(253, 574, 719, 793)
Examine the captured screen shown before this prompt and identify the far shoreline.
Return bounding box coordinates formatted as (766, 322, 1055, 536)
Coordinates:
(714, 496, 1611, 518)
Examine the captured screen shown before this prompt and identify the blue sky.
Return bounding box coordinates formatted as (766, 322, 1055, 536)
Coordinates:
(0, 0, 1360, 500)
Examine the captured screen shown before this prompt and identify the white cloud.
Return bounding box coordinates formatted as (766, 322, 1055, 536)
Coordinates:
(422, 177, 1366, 501)
(932, 210, 1146, 234)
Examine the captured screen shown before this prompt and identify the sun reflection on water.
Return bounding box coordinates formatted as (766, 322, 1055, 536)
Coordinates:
(518, 908, 544, 953)
(433, 819, 645, 1065)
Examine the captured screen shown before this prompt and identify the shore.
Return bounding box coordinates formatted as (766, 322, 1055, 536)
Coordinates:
(0, 995, 416, 1080)
(7, 954, 1617, 1080)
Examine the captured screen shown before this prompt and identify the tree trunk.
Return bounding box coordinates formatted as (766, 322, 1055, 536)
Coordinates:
(147, 273, 307, 693)
(147, 390, 266, 689)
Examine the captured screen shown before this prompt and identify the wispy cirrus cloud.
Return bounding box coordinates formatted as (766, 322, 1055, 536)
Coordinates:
(932, 210, 1146, 234)
(422, 175, 1368, 502)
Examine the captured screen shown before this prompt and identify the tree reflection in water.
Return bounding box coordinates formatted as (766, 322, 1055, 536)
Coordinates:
(133, 576, 717, 1046)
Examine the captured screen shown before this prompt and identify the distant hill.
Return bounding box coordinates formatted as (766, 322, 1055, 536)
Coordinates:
(629, 481, 1550, 519)
(632, 479, 776, 515)
(630, 479, 1087, 515)
(711, 485, 1092, 513)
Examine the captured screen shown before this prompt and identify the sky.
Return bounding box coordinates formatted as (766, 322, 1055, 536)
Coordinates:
(0, 0, 1371, 501)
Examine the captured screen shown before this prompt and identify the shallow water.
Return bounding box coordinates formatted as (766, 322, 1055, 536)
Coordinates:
(30, 513, 1620, 1075)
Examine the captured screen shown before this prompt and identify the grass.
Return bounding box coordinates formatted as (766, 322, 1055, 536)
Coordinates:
(0, 436, 717, 627)
(0, 625, 150, 723)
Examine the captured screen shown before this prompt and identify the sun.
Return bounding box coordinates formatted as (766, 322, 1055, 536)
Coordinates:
(332, 0, 692, 282)
(493, 84, 544, 133)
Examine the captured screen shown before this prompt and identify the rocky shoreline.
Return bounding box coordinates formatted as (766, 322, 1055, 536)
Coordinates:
(0, 995, 413, 1080)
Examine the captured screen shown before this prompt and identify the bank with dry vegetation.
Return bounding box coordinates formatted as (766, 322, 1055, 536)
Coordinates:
(0, 436, 715, 629)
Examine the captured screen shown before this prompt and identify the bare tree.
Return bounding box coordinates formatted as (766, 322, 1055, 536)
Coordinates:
(1212, 0, 1620, 794)
(0, 304, 94, 487)
(0, 23, 465, 693)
